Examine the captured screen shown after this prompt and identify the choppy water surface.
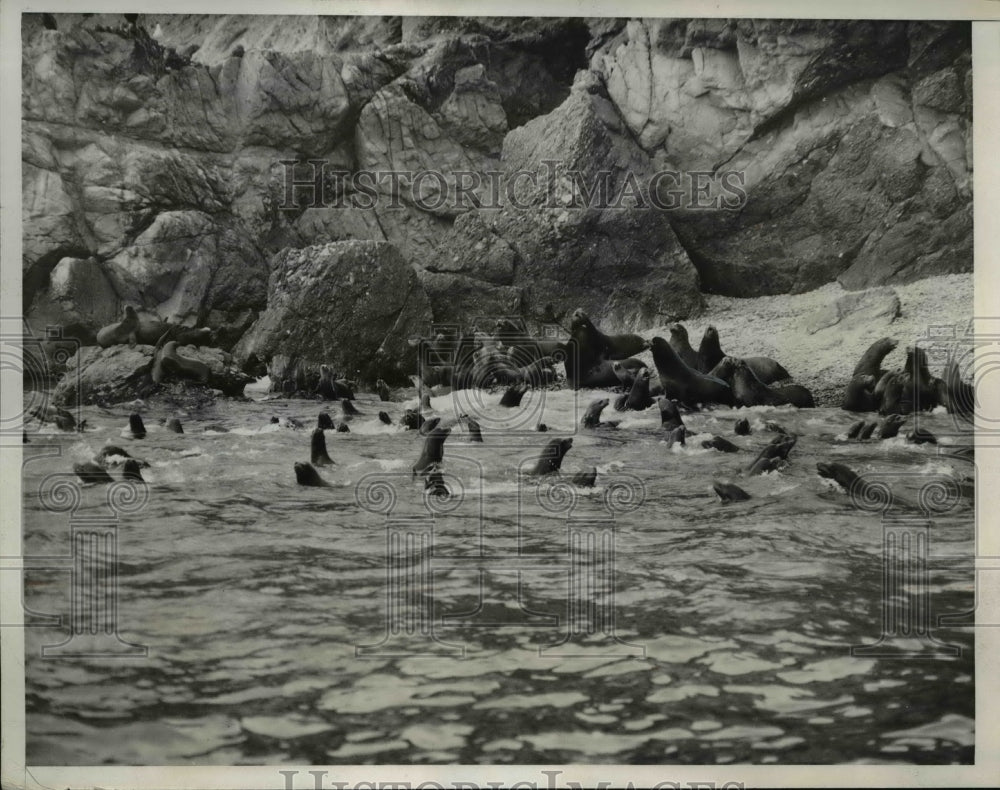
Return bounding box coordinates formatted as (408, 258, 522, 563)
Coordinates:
(23, 387, 975, 765)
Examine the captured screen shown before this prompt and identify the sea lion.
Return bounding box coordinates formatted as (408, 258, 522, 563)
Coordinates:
(96, 306, 139, 348)
(734, 418, 751, 436)
(152, 341, 209, 385)
(295, 461, 330, 487)
(128, 413, 147, 439)
(341, 399, 360, 417)
(907, 427, 937, 445)
(493, 319, 565, 362)
(74, 461, 113, 484)
(730, 359, 790, 407)
(773, 384, 815, 409)
(165, 417, 183, 434)
(713, 481, 750, 503)
(668, 324, 701, 370)
(612, 358, 649, 390)
(665, 425, 686, 448)
(529, 437, 573, 475)
(513, 355, 557, 386)
(317, 412, 334, 430)
(401, 408, 424, 431)
(459, 415, 483, 442)
(95, 445, 148, 468)
(816, 462, 860, 493)
(877, 414, 906, 439)
(613, 393, 628, 412)
(581, 398, 618, 429)
(698, 325, 790, 383)
(500, 383, 529, 408)
(748, 434, 797, 475)
(842, 374, 878, 412)
(536, 423, 548, 432)
(419, 416, 442, 436)
(571, 466, 598, 487)
(311, 428, 335, 466)
(875, 347, 939, 415)
(336, 422, 350, 433)
(376, 379, 391, 402)
(564, 309, 649, 389)
(846, 420, 865, 439)
(29, 403, 76, 431)
(765, 421, 788, 434)
(122, 459, 145, 482)
(413, 425, 451, 476)
(651, 337, 734, 407)
(623, 368, 655, 411)
(424, 465, 450, 497)
(657, 397, 685, 432)
(858, 422, 877, 440)
(853, 337, 898, 379)
(703, 436, 739, 453)
(317, 365, 341, 400)
(378, 411, 392, 425)
(135, 319, 212, 347)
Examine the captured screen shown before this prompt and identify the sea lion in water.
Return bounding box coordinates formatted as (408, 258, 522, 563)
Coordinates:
(96, 306, 139, 348)
(571, 466, 597, 487)
(702, 436, 739, 453)
(529, 437, 573, 475)
(336, 422, 350, 433)
(730, 359, 790, 407)
(734, 418, 751, 436)
(419, 416, 442, 436)
(401, 408, 424, 431)
(668, 324, 701, 371)
(665, 425, 687, 448)
(128, 413, 147, 439)
(536, 423, 548, 432)
(95, 445, 148, 468)
(581, 398, 618, 429)
(122, 459, 145, 482)
(29, 403, 76, 431)
(295, 462, 330, 487)
(500, 383, 529, 408)
(165, 417, 183, 434)
(74, 461, 113, 484)
(748, 434, 797, 475)
(698, 325, 790, 383)
(413, 425, 451, 476)
(858, 422, 877, 440)
(816, 462, 861, 493)
(424, 465, 450, 497)
(317, 412, 334, 430)
(623, 368, 655, 411)
(317, 365, 341, 400)
(650, 337, 734, 407)
(311, 428, 335, 466)
(713, 481, 751, 503)
(907, 427, 937, 445)
(341, 399, 360, 418)
(657, 397, 685, 432)
(459, 415, 483, 442)
(564, 309, 649, 389)
(378, 411, 392, 425)
(877, 414, 906, 439)
(846, 420, 865, 439)
(376, 378, 391, 402)
(152, 341, 209, 385)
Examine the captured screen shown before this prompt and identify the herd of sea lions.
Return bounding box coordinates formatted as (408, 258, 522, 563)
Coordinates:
(50, 308, 973, 508)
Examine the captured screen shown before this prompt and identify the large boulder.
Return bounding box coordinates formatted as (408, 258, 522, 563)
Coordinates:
(52, 344, 251, 407)
(233, 241, 433, 385)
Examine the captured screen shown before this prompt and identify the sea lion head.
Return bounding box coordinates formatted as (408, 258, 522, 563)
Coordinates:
(669, 324, 689, 343)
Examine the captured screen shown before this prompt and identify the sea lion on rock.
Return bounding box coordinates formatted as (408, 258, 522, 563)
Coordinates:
(668, 324, 701, 370)
(650, 337, 734, 407)
(730, 359, 790, 407)
(136, 319, 212, 347)
(311, 429, 335, 466)
(842, 374, 878, 412)
(713, 481, 751, 503)
(96, 306, 139, 348)
(612, 359, 649, 390)
(853, 337, 898, 379)
(295, 462, 330, 487)
(773, 384, 815, 409)
(564, 309, 649, 389)
(152, 341, 209, 385)
(698, 325, 790, 383)
(413, 425, 451, 476)
(529, 437, 573, 475)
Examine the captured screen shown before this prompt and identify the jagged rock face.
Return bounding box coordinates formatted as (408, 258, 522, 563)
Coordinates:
(591, 19, 971, 295)
(233, 241, 433, 386)
(22, 15, 971, 373)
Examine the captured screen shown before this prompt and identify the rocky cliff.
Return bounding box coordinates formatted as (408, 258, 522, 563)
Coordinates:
(22, 14, 971, 381)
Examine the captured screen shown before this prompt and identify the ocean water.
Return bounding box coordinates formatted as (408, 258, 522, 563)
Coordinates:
(22, 386, 975, 765)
